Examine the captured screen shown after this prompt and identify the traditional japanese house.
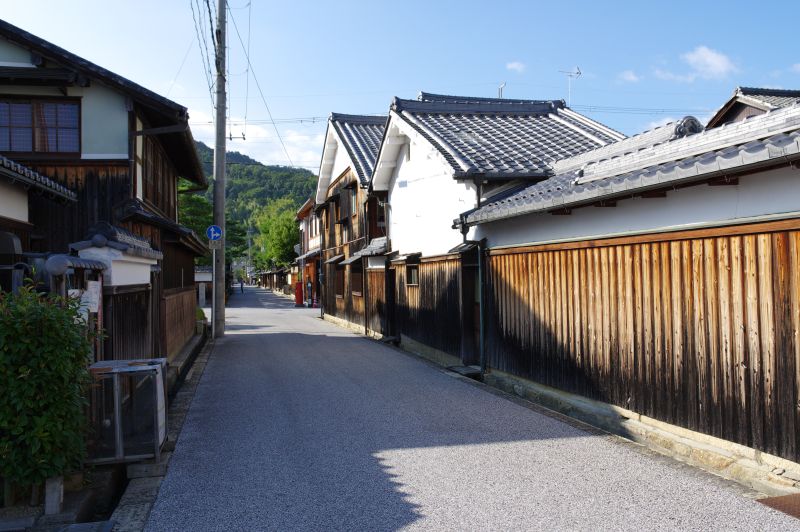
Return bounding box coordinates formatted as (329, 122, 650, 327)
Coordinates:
(0, 155, 76, 290)
(295, 197, 321, 306)
(0, 20, 207, 361)
(456, 98, 800, 464)
(315, 113, 386, 330)
(368, 92, 625, 363)
(707, 86, 800, 127)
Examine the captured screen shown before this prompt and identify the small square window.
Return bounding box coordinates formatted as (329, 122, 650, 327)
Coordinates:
(407, 265, 419, 286)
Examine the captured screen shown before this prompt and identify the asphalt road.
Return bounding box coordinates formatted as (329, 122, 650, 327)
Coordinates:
(145, 287, 796, 531)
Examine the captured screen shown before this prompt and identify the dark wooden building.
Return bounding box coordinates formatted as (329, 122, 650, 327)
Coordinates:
(0, 20, 207, 361)
(315, 113, 387, 329)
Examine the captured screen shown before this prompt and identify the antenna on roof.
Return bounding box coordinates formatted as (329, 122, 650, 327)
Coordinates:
(498, 82, 506, 99)
(558, 67, 581, 106)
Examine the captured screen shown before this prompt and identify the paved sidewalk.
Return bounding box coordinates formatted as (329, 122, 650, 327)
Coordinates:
(145, 287, 795, 531)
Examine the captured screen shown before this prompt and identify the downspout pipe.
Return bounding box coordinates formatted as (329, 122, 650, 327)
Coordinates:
(478, 237, 486, 375)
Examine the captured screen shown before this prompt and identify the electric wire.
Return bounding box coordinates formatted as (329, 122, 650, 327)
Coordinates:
(166, 37, 196, 98)
(227, 1, 294, 166)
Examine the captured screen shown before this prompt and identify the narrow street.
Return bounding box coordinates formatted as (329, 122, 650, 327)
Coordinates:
(145, 287, 794, 531)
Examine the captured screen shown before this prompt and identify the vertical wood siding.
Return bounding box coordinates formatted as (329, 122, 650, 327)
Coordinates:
(395, 257, 462, 357)
(103, 288, 151, 360)
(28, 163, 130, 253)
(162, 287, 197, 360)
(486, 225, 800, 462)
(366, 269, 386, 333)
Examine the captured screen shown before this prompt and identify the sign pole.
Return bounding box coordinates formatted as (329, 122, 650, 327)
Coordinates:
(211, 247, 216, 339)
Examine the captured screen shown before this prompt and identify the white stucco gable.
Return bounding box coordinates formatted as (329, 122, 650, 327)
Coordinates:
(372, 111, 477, 257)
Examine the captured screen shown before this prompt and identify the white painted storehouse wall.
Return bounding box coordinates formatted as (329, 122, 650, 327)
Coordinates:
(475, 165, 800, 249)
(388, 140, 477, 257)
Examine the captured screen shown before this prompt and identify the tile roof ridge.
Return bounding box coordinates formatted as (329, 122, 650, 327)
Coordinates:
(330, 112, 387, 124)
(554, 116, 704, 173)
(417, 91, 564, 107)
(393, 96, 559, 116)
(737, 86, 800, 97)
(576, 103, 800, 185)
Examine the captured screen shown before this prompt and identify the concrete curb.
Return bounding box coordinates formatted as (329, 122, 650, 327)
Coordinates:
(109, 336, 215, 532)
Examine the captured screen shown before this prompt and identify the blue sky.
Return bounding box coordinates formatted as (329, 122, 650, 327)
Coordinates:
(4, 0, 799, 170)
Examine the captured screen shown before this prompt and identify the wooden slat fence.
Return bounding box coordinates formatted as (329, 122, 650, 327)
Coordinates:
(486, 223, 800, 462)
(162, 286, 197, 360)
(366, 269, 386, 334)
(103, 286, 151, 360)
(395, 256, 462, 357)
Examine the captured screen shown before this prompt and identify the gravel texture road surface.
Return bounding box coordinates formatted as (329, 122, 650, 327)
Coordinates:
(145, 287, 795, 531)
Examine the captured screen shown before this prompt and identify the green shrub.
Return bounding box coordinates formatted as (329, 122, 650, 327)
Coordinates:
(0, 286, 92, 486)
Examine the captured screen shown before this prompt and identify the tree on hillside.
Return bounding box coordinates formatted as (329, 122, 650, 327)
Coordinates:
(253, 198, 299, 268)
(178, 179, 213, 265)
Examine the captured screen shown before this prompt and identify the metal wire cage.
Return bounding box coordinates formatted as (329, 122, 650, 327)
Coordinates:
(86, 359, 167, 464)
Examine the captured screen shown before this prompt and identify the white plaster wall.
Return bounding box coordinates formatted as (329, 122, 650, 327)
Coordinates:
(476, 165, 800, 248)
(0, 38, 35, 65)
(0, 38, 129, 158)
(77, 247, 156, 286)
(388, 141, 477, 256)
(0, 180, 28, 222)
(330, 138, 352, 184)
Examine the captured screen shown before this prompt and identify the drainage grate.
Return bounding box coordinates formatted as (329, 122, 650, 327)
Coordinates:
(758, 493, 800, 519)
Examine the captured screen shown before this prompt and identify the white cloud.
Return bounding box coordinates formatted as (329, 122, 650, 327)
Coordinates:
(618, 70, 641, 83)
(188, 107, 324, 172)
(792, 63, 800, 74)
(681, 46, 737, 79)
(654, 46, 738, 83)
(506, 61, 525, 73)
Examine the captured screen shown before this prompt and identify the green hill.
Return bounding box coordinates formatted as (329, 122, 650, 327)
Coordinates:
(194, 141, 317, 222)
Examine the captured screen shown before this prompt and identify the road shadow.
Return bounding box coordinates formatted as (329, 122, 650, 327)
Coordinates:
(148, 288, 615, 531)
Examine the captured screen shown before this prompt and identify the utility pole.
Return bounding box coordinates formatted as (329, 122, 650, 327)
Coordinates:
(212, 0, 227, 337)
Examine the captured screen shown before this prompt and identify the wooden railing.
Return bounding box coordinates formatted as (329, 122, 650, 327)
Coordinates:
(162, 286, 197, 361)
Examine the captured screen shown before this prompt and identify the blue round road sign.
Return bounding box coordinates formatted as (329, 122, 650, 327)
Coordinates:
(206, 225, 223, 240)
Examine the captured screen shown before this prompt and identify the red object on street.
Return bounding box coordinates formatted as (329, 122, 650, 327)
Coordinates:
(294, 282, 303, 307)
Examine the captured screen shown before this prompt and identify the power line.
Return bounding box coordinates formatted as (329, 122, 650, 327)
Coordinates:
(227, 1, 294, 166)
(166, 37, 196, 98)
(189, 0, 215, 111)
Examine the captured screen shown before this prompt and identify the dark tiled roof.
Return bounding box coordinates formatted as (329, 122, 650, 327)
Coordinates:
(330, 113, 386, 185)
(117, 198, 208, 256)
(463, 105, 800, 226)
(0, 155, 76, 201)
(391, 95, 625, 180)
(738, 87, 800, 109)
(70, 222, 164, 260)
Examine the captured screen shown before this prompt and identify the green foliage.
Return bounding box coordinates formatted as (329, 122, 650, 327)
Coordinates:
(254, 198, 300, 268)
(0, 287, 92, 485)
(178, 179, 214, 266)
(189, 141, 315, 266)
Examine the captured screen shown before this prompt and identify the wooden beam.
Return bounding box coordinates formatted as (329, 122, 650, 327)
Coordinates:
(708, 176, 739, 186)
(550, 208, 572, 215)
(132, 123, 189, 136)
(640, 190, 668, 198)
(593, 200, 617, 207)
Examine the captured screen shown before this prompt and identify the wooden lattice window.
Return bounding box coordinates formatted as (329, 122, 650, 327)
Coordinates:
(0, 99, 80, 154)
